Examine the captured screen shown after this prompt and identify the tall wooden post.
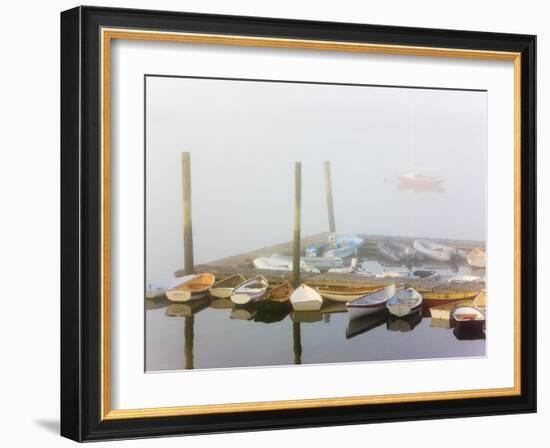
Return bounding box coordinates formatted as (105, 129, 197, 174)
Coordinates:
(292, 162, 302, 287)
(181, 152, 194, 275)
(324, 161, 336, 233)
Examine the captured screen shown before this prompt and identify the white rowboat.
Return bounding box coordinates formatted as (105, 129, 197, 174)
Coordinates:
(230, 275, 268, 306)
(290, 284, 323, 311)
(346, 284, 400, 320)
(386, 288, 423, 317)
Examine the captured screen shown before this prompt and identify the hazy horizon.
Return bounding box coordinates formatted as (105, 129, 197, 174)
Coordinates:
(146, 76, 487, 284)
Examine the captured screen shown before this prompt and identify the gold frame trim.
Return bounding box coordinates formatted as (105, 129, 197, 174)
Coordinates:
(100, 28, 522, 421)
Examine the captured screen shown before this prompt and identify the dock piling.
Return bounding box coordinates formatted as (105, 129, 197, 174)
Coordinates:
(324, 161, 336, 233)
(292, 162, 302, 287)
(181, 152, 194, 275)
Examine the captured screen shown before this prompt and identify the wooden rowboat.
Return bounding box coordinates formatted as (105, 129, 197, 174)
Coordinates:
(467, 248, 486, 268)
(290, 284, 323, 311)
(419, 289, 479, 307)
(166, 273, 215, 302)
(265, 281, 294, 302)
(429, 300, 474, 321)
(386, 288, 423, 317)
(316, 284, 386, 302)
(346, 284, 400, 320)
(452, 305, 485, 331)
(209, 274, 246, 299)
(473, 289, 487, 310)
(230, 275, 268, 306)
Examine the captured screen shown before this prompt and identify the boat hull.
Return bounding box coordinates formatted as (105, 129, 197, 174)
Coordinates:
(230, 275, 269, 305)
(429, 300, 474, 320)
(290, 284, 323, 311)
(387, 303, 421, 317)
(292, 301, 322, 312)
(209, 287, 234, 299)
(347, 303, 386, 320)
(231, 291, 265, 306)
(166, 290, 208, 302)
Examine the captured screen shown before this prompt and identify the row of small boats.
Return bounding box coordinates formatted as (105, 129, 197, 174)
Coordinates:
(377, 238, 486, 268)
(249, 234, 485, 275)
(160, 273, 486, 327)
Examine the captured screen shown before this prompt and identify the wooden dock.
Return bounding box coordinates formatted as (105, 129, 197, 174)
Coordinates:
(174, 233, 485, 291)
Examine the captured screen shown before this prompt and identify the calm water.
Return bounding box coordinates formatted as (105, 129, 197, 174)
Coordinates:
(145, 261, 485, 372)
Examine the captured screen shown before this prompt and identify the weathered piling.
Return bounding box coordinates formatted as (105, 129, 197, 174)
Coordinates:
(324, 161, 336, 233)
(292, 162, 302, 287)
(181, 152, 194, 275)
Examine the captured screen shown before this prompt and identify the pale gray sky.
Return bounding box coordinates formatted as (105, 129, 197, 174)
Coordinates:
(146, 76, 487, 283)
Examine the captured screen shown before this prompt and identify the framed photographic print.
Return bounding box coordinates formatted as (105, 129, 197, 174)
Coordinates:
(60, 6, 536, 441)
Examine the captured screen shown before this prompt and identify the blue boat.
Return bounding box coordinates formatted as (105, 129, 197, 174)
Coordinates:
(305, 233, 364, 258)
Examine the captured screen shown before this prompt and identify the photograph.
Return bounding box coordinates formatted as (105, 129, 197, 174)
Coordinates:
(145, 75, 488, 371)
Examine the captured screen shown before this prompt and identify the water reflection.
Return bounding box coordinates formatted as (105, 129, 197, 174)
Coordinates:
(146, 290, 485, 371)
(254, 301, 290, 323)
(453, 326, 486, 341)
(184, 316, 194, 369)
(387, 310, 422, 332)
(346, 311, 387, 339)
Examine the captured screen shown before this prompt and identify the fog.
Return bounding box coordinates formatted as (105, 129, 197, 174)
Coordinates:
(146, 76, 487, 283)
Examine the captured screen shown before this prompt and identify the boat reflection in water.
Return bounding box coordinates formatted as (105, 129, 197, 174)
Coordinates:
(230, 306, 256, 321)
(254, 300, 291, 324)
(208, 297, 234, 309)
(453, 326, 485, 341)
(387, 310, 422, 332)
(165, 297, 210, 318)
(346, 310, 387, 339)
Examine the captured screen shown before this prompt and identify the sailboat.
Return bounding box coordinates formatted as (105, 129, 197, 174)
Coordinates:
(397, 103, 444, 191)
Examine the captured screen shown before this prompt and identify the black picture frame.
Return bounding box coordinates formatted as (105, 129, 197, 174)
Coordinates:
(61, 5, 536, 442)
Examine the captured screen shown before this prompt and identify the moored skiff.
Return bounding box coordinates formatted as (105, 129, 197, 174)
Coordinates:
(166, 273, 216, 302)
(209, 274, 246, 299)
(230, 275, 269, 306)
(346, 284, 400, 320)
(290, 284, 323, 311)
(386, 288, 423, 317)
